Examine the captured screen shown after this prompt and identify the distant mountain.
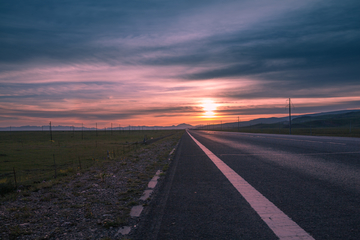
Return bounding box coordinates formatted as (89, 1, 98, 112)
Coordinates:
(2, 109, 359, 131)
(0, 123, 193, 131)
(175, 123, 193, 129)
(195, 109, 360, 129)
(295, 109, 357, 118)
(290, 111, 360, 128)
(142, 123, 193, 130)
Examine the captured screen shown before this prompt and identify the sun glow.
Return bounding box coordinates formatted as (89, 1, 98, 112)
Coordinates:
(201, 99, 217, 118)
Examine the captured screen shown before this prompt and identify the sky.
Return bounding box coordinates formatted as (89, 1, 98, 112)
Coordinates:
(1, 0, 359, 128)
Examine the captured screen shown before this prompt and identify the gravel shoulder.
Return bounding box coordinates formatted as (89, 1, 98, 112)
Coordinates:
(0, 131, 183, 240)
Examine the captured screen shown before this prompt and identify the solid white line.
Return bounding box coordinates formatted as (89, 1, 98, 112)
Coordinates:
(187, 131, 315, 240)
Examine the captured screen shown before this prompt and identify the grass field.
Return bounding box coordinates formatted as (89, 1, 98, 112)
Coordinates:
(198, 110, 360, 138)
(0, 130, 181, 189)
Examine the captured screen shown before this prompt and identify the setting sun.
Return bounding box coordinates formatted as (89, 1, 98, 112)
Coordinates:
(201, 99, 217, 118)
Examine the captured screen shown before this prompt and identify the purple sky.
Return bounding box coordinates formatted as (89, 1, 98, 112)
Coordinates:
(1, 0, 360, 127)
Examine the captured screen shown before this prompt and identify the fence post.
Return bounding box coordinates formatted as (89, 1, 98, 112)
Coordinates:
(78, 156, 82, 170)
(50, 121, 53, 141)
(13, 167, 17, 189)
(53, 154, 57, 178)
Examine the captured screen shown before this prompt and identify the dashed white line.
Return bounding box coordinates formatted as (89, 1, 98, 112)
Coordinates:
(123, 144, 178, 236)
(187, 131, 315, 240)
(169, 148, 176, 155)
(140, 189, 153, 201)
(148, 170, 162, 189)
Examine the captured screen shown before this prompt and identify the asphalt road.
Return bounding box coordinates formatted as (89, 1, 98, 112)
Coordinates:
(135, 130, 360, 240)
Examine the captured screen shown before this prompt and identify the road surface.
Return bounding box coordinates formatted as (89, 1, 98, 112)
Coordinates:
(134, 130, 360, 239)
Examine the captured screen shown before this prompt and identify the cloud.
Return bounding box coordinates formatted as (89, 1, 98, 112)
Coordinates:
(0, 0, 360, 126)
(0, 104, 201, 121)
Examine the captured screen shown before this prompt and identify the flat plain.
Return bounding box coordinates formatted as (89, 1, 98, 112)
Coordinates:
(0, 130, 180, 188)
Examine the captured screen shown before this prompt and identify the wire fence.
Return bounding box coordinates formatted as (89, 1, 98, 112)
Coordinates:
(0, 130, 176, 194)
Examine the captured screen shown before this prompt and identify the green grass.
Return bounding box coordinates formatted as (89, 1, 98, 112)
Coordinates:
(0, 130, 181, 188)
(202, 111, 360, 138)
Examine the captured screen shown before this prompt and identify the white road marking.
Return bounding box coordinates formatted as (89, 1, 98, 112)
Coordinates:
(148, 170, 162, 189)
(115, 226, 131, 236)
(187, 131, 315, 240)
(169, 148, 176, 155)
(130, 205, 144, 217)
(140, 189, 153, 201)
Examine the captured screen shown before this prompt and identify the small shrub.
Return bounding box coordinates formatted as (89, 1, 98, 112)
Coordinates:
(8, 225, 22, 238)
(70, 204, 84, 208)
(85, 209, 93, 218)
(119, 196, 130, 201)
(162, 164, 169, 172)
(8, 224, 32, 238)
(37, 180, 54, 189)
(14, 211, 32, 219)
(127, 201, 137, 206)
(72, 191, 80, 197)
(40, 193, 57, 202)
(30, 186, 39, 192)
(22, 192, 30, 197)
(103, 219, 118, 229)
(103, 216, 128, 229)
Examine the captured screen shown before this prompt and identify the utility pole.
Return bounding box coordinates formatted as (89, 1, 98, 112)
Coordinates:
(288, 98, 292, 135)
(111, 123, 113, 135)
(82, 123, 84, 140)
(96, 123, 98, 136)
